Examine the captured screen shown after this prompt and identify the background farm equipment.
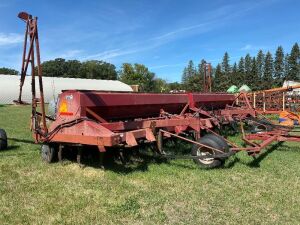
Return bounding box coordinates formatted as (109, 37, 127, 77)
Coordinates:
(15, 12, 300, 169)
(238, 84, 300, 114)
(279, 111, 300, 126)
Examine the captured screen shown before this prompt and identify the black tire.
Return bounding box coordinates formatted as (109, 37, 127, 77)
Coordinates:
(0, 129, 7, 150)
(41, 144, 56, 163)
(191, 135, 226, 169)
(249, 117, 274, 132)
(201, 134, 229, 153)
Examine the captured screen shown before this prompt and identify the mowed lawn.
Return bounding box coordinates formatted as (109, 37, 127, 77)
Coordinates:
(0, 105, 300, 225)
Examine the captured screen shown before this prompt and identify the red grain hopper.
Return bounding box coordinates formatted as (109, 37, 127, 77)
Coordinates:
(56, 90, 236, 121)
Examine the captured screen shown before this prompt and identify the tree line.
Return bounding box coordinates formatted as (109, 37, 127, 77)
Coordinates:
(1, 43, 299, 92)
(182, 43, 300, 92)
(41, 58, 118, 80)
(0, 67, 18, 75)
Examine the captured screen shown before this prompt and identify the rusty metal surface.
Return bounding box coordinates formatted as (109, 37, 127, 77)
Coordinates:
(15, 11, 300, 167)
(56, 90, 235, 121)
(16, 12, 48, 138)
(203, 62, 212, 92)
(237, 85, 300, 113)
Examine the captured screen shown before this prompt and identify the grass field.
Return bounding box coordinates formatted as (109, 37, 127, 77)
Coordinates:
(0, 105, 300, 224)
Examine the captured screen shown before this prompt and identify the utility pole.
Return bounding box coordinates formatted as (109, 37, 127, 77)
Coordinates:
(203, 62, 212, 92)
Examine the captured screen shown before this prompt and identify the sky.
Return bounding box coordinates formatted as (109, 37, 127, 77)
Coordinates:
(0, 0, 299, 82)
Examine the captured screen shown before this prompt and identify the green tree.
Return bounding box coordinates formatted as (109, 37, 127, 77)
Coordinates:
(182, 60, 196, 81)
(153, 78, 170, 93)
(168, 82, 182, 91)
(181, 67, 188, 84)
(197, 59, 206, 76)
(0, 67, 19, 75)
(196, 59, 206, 91)
(256, 50, 264, 89)
(220, 52, 231, 90)
(99, 61, 118, 80)
(186, 60, 196, 77)
(230, 62, 238, 86)
(221, 52, 230, 74)
(287, 43, 300, 81)
(119, 63, 155, 92)
(274, 46, 284, 86)
(182, 60, 201, 91)
(42, 58, 66, 77)
(251, 57, 259, 91)
(284, 53, 290, 81)
(213, 64, 223, 92)
(65, 60, 81, 78)
(79, 60, 117, 80)
(185, 75, 203, 92)
(237, 57, 245, 87)
(262, 51, 274, 89)
(41, 58, 117, 79)
(244, 54, 252, 85)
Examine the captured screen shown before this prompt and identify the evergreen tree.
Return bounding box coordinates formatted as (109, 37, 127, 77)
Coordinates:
(251, 57, 259, 91)
(262, 51, 274, 89)
(221, 52, 231, 74)
(237, 57, 245, 87)
(284, 53, 290, 81)
(197, 59, 206, 77)
(244, 54, 252, 85)
(256, 50, 264, 89)
(230, 62, 238, 85)
(213, 64, 223, 92)
(182, 67, 188, 83)
(182, 60, 196, 84)
(196, 59, 206, 91)
(274, 46, 285, 86)
(287, 43, 300, 81)
(186, 60, 196, 77)
(181, 60, 200, 91)
(221, 52, 231, 89)
(185, 75, 203, 92)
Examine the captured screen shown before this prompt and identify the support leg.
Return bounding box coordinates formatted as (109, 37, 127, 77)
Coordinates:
(58, 144, 63, 163)
(156, 130, 165, 155)
(99, 152, 105, 170)
(194, 131, 200, 141)
(77, 147, 84, 168)
(98, 146, 106, 170)
(119, 149, 126, 165)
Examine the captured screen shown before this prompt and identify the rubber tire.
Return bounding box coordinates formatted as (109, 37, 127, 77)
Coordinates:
(191, 135, 225, 169)
(201, 134, 229, 153)
(0, 129, 8, 150)
(41, 144, 56, 163)
(250, 117, 274, 132)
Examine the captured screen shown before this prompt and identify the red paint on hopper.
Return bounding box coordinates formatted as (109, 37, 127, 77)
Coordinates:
(57, 90, 235, 121)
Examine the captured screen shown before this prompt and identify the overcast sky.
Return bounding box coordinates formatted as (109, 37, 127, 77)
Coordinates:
(0, 0, 299, 82)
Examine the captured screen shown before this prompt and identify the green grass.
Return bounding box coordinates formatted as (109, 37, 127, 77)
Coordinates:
(0, 105, 300, 224)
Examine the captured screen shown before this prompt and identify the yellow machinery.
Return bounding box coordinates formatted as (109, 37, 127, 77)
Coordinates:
(279, 111, 300, 126)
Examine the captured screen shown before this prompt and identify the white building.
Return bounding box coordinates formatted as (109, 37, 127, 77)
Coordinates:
(0, 74, 133, 104)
